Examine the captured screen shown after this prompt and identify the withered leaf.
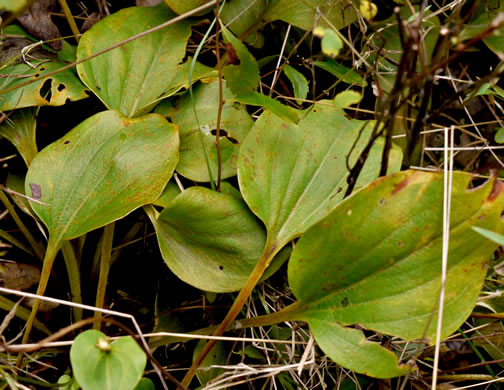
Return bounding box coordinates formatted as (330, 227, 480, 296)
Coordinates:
(0, 262, 41, 291)
(18, 0, 62, 51)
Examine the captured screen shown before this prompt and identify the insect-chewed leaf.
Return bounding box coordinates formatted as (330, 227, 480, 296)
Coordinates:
(146, 187, 289, 292)
(162, 80, 254, 182)
(238, 102, 402, 255)
(25, 110, 178, 245)
(288, 170, 504, 377)
(76, 4, 193, 117)
(0, 62, 89, 111)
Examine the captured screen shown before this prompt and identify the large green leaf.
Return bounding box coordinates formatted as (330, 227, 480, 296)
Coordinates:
(0, 62, 89, 111)
(0, 108, 37, 166)
(25, 110, 179, 246)
(238, 100, 402, 256)
(70, 330, 146, 390)
(159, 80, 253, 182)
(263, 0, 357, 31)
(76, 5, 193, 117)
(146, 187, 287, 292)
(287, 170, 504, 377)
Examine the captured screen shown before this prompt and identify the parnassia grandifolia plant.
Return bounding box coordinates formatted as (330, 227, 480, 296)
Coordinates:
(1, 1, 504, 388)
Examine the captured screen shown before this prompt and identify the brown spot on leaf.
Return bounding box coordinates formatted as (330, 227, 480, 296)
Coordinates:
(18, 0, 62, 50)
(392, 176, 409, 195)
(488, 179, 504, 201)
(29, 183, 42, 200)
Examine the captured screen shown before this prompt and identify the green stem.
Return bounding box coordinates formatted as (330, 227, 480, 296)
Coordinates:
(0, 228, 35, 257)
(110, 222, 143, 265)
(57, 0, 80, 42)
(94, 223, 115, 330)
(151, 302, 300, 349)
(0, 191, 45, 261)
(181, 242, 279, 387)
(17, 241, 61, 367)
(61, 242, 82, 322)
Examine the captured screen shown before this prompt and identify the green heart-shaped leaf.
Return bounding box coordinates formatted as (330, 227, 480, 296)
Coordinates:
(238, 101, 402, 256)
(76, 5, 193, 117)
(288, 170, 504, 377)
(146, 187, 287, 292)
(70, 330, 146, 390)
(25, 110, 178, 247)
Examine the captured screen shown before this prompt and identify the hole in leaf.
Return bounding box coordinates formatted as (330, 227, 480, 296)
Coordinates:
(64, 140, 70, 145)
(40, 79, 53, 102)
(218, 265, 224, 271)
(57, 83, 66, 92)
(40, 67, 45, 71)
(34, 74, 40, 78)
(96, 85, 101, 91)
(210, 129, 239, 144)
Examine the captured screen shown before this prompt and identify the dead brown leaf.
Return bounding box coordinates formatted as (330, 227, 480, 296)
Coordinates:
(0, 261, 40, 291)
(17, 0, 62, 50)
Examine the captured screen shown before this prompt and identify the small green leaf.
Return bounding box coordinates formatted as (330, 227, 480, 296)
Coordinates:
(284, 65, 308, 102)
(320, 28, 343, 58)
(312, 59, 367, 87)
(0, 108, 37, 166)
(76, 5, 193, 117)
(495, 128, 504, 144)
(26, 110, 179, 247)
(146, 187, 287, 292)
(288, 171, 504, 377)
(221, 24, 260, 97)
(221, 24, 299, 124)
(333, 90, 362, 108)
(70, 330, 146, 390)
(57, 374, 79, 390)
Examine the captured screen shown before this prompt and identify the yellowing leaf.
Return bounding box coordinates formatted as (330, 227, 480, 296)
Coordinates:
(360, 1, 378, 20)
